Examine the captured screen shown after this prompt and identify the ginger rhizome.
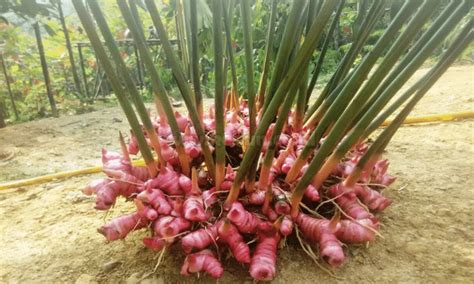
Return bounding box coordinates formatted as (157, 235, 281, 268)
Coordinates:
(86, 107, 393, 281)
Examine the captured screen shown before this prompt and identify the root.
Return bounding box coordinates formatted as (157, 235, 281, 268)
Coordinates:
(131, 217, 144, 232)
(246, 237, 258, 246)
(299, 202, 325, 219)
(85, 102, 397, 281)
(396, 184, 408, 192)
(330, 200, 383, 239)
(295, 227, 341, 279)
(205, 226, 221, 258)
(153, 246, 167, 273)
(281, 190, 325, 218)
(314, 192, 346, 213)
(103, 208, 111, 222)
(364, 182, 388, 189)
(159, 230, 191, 242)
(108, 177, 143, 187)
(203, 190, 227, 210)
(354, 198, 371, 213)
(216, 202, 224, 221)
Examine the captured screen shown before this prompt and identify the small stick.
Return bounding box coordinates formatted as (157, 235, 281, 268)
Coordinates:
(330, 200, 383, 238)
(153, 246, 167, 272)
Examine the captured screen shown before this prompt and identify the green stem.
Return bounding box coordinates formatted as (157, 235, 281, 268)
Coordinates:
(260, 77, 302, 184)
(305, 0, 345, 107)
(182, 0, 193, 78)
(349, 0, 458, 135)
(305, 0, 385, 122)
(144, 0, 216, 178)
(352, 25, 473, 181)
(263, 0, 307, 112)
(73, 0, 155, 174)
(256, 0, 277, 110)
(116, 0, 191, 175)
(286, 0, 424, 183)
(364, 81, 421, 137)
(293, 0, 318, 130)
(291, 0, 470, 215)
(293, 67, 309, 132)
(223, 0, 239, 100)
(226, 0, 339, 206)
(356, 0, 460, 120)
(240, 0, 256, 138)
(175, 0, 190, 75)
(190, 0, 202, 117)
(34, 22, 58, 117)
(88, 0, 165, 168)
(212, 0, 226, 189)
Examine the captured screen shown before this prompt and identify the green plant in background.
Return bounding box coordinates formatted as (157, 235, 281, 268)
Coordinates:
(0, 0, 472, 127)
(1, 0, 88, 122)
(0, 0, 178, 124)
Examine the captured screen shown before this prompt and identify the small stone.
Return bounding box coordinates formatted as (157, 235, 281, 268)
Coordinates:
(385, 247, 395, 253)
(112, 118, 122, 123)
(75, 274, 97, 284)
(351, 246, 363, 256)
(102, 260, 122, 272)
(65, 192, 91, 204)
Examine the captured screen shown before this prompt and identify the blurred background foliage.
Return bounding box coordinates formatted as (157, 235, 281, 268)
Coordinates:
(0, 0, 472, 125)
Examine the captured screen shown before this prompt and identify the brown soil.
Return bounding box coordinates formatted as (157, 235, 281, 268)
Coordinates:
(0, 65, 473, 283)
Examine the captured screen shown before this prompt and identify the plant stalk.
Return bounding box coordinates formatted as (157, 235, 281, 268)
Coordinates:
(240, 0, 256, 138)
(189, 0, 202, 118)
(347, 25, 473, 185)
(73, 0, 156, 176)
(143, 0, 216, 178)
(256, 0, 278, 111)
(116, 0, 192, 175)
(285, 0, 428, 184)
(88, 0, 165, 169)
(226, 0, 339, 206)
(290, 0, 470, 217)
(212, 0, 226, 190)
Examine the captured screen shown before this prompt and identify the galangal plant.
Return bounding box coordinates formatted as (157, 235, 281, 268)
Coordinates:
(75, 0, 472, 281)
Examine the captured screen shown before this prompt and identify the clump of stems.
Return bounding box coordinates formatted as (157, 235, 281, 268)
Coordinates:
(76, 0, 472, 280)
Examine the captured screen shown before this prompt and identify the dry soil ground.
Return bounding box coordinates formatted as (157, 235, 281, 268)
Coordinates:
(0, 65, 473, 283)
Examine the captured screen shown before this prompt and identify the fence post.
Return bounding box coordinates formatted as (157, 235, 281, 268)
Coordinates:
(0, 98, 6, 128)
(129, 1, 145, 88)
(33, 22, 58, 117)
(58, 0, 83, 99)
(77, 44, 90, 98)
(0, 53, 19, 120)
(133, 45, 144, 87)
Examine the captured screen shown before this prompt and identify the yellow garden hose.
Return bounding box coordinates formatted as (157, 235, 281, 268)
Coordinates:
(381, 110, 474, 126)
(0, 159, 146, 191)
(1, 111, 473, 191)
